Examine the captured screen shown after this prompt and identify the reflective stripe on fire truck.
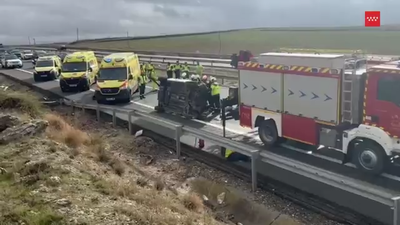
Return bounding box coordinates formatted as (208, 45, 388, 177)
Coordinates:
(241, 62, 337, 75)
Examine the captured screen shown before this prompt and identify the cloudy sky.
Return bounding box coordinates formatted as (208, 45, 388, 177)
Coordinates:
(0, 0, 399, 44)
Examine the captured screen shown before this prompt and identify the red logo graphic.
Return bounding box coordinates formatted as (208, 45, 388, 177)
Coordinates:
(365, 11, 380, 27)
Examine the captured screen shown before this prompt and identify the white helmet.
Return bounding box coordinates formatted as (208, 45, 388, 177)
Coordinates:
(182, 72, 187, 78)
(190, 74, 196, 80)
(210, 77, 216, 82)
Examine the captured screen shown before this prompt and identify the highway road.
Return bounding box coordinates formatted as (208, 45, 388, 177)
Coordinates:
(1, 61, 400, 224)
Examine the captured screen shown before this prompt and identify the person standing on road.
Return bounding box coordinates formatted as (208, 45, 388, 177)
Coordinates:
(196, 61, 204, 76)
(174, 60, 181, 79)
(138, 65, 148, 99)
(210, 77, 221, 112)
(146, 62, 158, 91)
(166, 62, 174, 79)
(182, 62, 190, 76)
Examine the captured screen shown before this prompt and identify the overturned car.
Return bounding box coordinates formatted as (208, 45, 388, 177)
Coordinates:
(155, 78, 209, 119)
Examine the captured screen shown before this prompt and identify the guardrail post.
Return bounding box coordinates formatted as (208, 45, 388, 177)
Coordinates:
(250, 153, 258, 192)
(175, 125, 182, 158)
(393, 196, 400, 225)
(96, 104, 100, 121)
(128, 111, 133, 134)
(71, 101, 75, 114)
(112, 109, 116, 127)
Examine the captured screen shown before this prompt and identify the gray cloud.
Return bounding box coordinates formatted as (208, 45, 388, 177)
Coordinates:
(1, 0, 399, 44)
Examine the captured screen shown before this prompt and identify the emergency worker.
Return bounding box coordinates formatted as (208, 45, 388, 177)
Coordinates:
(195, 61, 204, 76)
(138, 65, 148, 99)
(166, 62, 174, 78)
(174, 60, 181, 79)
(221, 147, 249, 162)
(210, 77, 221, 111)
(146, 62, 158, 91)
(198, 76, 209, 108)
(182, 62, 190, 76)
(190, 74, 197, 81)
(181, 72, 188, 79)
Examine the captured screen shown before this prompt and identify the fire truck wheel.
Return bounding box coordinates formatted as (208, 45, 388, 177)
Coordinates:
(258, 120, 278, 146)
(352, 141, 385, 175)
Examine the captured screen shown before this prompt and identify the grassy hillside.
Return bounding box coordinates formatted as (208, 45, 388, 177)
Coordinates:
(71, 27, 400, 55)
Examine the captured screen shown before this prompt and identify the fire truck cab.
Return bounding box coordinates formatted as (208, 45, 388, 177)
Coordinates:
(238, 52, 400, 174)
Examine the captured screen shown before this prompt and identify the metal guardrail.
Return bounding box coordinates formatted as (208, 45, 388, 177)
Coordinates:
(15, 45, 400, 65)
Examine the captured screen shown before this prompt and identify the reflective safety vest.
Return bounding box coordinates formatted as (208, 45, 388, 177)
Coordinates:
(211, 84, 221, 96)
(146, 64, 155, 71)
(182, 65, 190, 72)
(138, 75, 148, 84)
(225, 149, 233, 158)
(174, 64, 181, 71)
(196, 65, 204, 75)
(167, 65, 174, 71)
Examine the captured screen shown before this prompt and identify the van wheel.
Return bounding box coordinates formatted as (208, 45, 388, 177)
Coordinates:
(258, 120, 278, 147)
(352, 141, 386, 175)
(33, 74, 40, 82)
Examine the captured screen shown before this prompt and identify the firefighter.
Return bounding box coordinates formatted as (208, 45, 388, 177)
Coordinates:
(138, 65, 148, 99)
(182, 62, 190, 76)
(166, 62, 174, 78)
(190, 74, 197, 81)
(195, 61, 204, 76)
(146, 62, 158, 91)
(181, 72, 188, 79)
(174, 60, 181, 79)
(210, 77, 221, 111)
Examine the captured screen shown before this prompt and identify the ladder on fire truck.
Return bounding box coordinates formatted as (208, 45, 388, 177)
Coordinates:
(341, 54, 367, 124)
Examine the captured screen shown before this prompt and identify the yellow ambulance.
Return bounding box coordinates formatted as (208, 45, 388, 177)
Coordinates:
(94, 52, 140, 103)
(33, 55, 62, 82)
(59, 51, 98, 92)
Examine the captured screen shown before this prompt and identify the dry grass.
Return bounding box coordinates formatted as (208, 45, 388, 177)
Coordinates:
(0, 90, 43, 117)
(45, 114, 90, 148)
(72, 29, 400, 55)
(182, 193, 204, 213)
(0, 109, 227, 224)
(191, 178, 301, 225)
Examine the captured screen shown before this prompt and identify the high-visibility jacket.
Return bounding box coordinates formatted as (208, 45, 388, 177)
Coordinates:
(146, 64, 155, 72)
(211, 83, 221, 96)
(225, 149, 233, 158)
(174, 64, 181, 71)
(138, 74, 148, 84)
(167, 64, 174, 71)
(196, 65, 204, 75)
(182, 64, 190, 72)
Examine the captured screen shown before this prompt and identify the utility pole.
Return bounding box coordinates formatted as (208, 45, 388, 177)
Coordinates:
(76, 28, 79, 41)
(28, 36, 31, 45)
(126, 31, 129, 37)
(32, 38, 36, 45)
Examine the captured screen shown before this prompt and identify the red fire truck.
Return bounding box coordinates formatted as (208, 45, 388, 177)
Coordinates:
(238, 52, 400, 174)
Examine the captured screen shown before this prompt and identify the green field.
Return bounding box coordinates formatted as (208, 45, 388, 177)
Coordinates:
(71, 28, 400, 55)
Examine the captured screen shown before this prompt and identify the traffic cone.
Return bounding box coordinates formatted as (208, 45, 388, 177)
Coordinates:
(198, 139, 205, 149)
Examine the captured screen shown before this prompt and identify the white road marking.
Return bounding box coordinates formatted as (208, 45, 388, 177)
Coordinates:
(15, 68, 253, 136)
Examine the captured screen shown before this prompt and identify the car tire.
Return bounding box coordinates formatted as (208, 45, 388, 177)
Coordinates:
(352, 141, 386, 175)
(33, 74, 40, 82)
(258, 120, 278, 147)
